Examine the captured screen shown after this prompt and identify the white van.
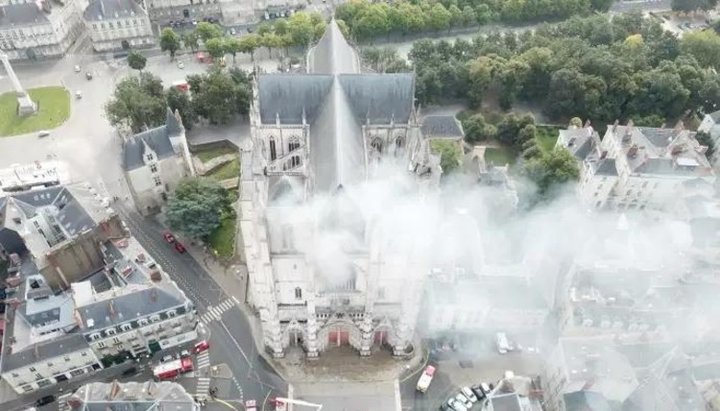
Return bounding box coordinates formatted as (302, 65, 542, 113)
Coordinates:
(38, 130, 50, 138)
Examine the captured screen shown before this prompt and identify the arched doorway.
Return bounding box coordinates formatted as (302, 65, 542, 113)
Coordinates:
(318, 319, 361, 352)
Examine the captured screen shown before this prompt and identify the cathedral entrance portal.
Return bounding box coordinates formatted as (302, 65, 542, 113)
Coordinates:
(328, 327, 350, 347)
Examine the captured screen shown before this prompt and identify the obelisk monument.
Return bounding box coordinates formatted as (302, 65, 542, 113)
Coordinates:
(0, 50, 37, 116)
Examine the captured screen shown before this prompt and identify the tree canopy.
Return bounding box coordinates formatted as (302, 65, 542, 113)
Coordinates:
(523, 148, 580, 197)
(410, 13, 720, 125)
(105, 72, 166, 133)
(166, 178, 233, 240)
(127, 51, 147, 71)
(160, 28, 181, 59)
(189, 67, 252, 125)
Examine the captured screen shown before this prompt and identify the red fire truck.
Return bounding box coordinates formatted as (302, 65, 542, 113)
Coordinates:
(153, 357, 193, 381)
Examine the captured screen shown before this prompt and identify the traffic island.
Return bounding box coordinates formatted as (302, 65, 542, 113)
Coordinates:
(0, 86, 70, 137)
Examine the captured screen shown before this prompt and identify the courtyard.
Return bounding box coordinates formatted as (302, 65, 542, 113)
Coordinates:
(0, 86, 70, 137)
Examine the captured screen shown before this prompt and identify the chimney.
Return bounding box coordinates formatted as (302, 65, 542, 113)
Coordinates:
(628, 144, 639, 158)
(149, 270, 162, 282)
(612, 119, 619, 133)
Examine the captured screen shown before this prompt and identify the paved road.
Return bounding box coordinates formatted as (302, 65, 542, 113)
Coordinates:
(115, 204, 287, 406)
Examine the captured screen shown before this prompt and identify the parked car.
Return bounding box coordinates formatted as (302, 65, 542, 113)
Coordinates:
(470, 384, 486, 400)
(174, 241, 187, 253)
(122, 367, 138, 377)
(85, 72, 93, 80)
(194, 340, 210, 353)
(461, 387, 477, 403)
(180, 349, 191, 358)
(75, 90, 82, 99)
(160, 354, 174, 363)
(245, 400, 258, 411)
(163, 231, 176, 243)
(455, 393, 472, 409)
(177, 61, 185, 69)
(35, 395, 56, 407)
(74, 65, 81, 72)
(447, 398, 467, 411)
(38, 130, 50, 138)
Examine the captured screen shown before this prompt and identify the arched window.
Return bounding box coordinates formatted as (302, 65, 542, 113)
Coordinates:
(395, 136, 404, 149)
(371, 138, 383, 154)
(289, 155, 301, 168)
(294, 287, 302, 299)
(269, 137, 277, 161)
(288, 137, 300, 152)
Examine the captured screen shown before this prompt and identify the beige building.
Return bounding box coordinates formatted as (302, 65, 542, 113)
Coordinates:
(0, 0, 83, 60)
(83, 0, 154, 52)
(557, 122, 715, 212)
(122, 108, 194, 216)
(240, 20, 450, 358)
(0, 182, 126, 291)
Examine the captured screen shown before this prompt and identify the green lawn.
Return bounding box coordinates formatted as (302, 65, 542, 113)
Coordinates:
(208, 216, 235, 258)
(536, 125, 561, 152)
(194, 146, 237, 162)
(0, 87, 70, 137)
(485, 146, 516, 166)
(206, 158, 240, 181)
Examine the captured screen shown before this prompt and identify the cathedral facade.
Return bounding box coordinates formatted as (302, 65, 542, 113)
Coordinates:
(239, 20, 457, 358)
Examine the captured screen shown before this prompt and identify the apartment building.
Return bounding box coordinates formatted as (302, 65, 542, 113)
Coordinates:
(557, 122, 715, 212)
(83, 0, 154, 52)
(0, 0, 83, 60)
(0, 181, 125, 290)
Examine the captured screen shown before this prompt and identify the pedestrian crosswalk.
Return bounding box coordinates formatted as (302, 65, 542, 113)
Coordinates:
(57, 392, 72, 411)
(199, 297, 239, 324)
(196, 351, 211, 369)
(196, 377, 211, 397)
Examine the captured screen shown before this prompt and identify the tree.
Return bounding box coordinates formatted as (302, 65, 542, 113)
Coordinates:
(224, 37, 241, 63)
(353, 4, 390, 40)
(166, 178, 232, 240)
(261, 33, 283, 57)
(191, 68, 251, 125)
(105, 72, 166, 133)
(428, 3, 452, 32)
(205, 37, 226, 59)
(696, 130, 716, 158)
(431, 140, 462, 174)
(288, 12, 317, 48)
(238, 34, 259, 61)
(681, 30, 720, 70)
(166, 87, 196, 130)
(569, 117, 583, 127)
(182, 32, 199, 52)
(160, 28, 181, 59)
(523, 148, 580, 197)
(462, 114, 497, 142)
(196, 22, 223, 42)
(127, 51, 147, 72)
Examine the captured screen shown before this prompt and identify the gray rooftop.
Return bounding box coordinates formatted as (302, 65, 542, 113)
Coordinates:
(595, 159, 617, 176)
(709, 110, 720, 123)
(0, 3, 49, 29)
(490, 393, 523, 411)
(77, 286, 186, 331)
(71, 380, 195, 411)
(2, 333, 88, 372)
(83, 0, 146, 22)
(307, 19, 360, 74)
(421, 115, 464, 139)
(563, 390, 611, 411)
(122, 109, 180, 171)
(256, 21, 415, 192)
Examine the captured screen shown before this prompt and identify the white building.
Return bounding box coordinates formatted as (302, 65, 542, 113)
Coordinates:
(240, 20, 447, 358)
(0, 160, 70, 193)
(541, 337, 639, 411)
(0, 0, 83, 60)
(68, 380, 199, 411)
(558, 122, 715, 212)
(145, 0, 222, 25)
(122, 108, 194, 216)
(83, 0, 154, 52)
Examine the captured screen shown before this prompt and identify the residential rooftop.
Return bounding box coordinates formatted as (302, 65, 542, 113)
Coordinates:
(69, 380, 196, 411)
(0, 161, 70, 193)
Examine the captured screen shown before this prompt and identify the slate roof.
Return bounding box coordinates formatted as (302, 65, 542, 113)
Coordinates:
(83, 0, 145, 21)
(77, 286, 185, 331)
(490, 393, 523, 411)
(255, 20, 416, 192)
(123, 110, 179, 171)
(564, 390, 612, 411)
(2, 333, 89, 372)
(709, 110, 720, 123)
(0, 3, 49, 29)
(595, 159, 618, 176)
(307, 19, 360, 74)
(421, 115, 463, 139)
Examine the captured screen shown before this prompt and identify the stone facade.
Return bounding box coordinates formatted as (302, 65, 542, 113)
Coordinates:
(83, 0, 154, 52)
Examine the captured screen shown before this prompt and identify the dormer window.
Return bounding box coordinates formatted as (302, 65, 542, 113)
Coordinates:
(150, 164, 158, 173)
(146, 153, 154, 162)
(167, 310, 177, 318)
